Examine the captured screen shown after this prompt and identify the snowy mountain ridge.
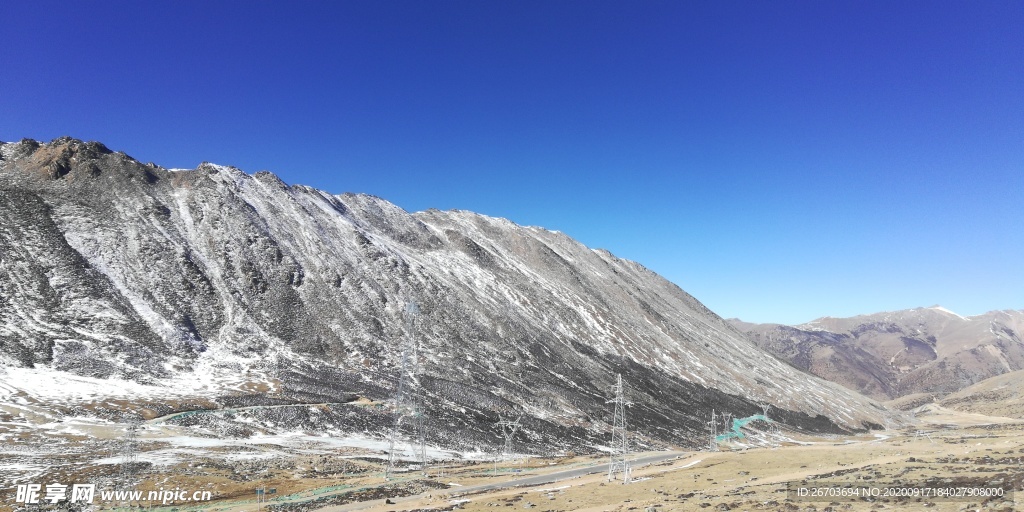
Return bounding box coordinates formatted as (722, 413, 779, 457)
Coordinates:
(0, 137, 889, 451)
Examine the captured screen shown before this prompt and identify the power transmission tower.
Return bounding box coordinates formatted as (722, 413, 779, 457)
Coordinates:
(607, 374, 631, 483)
(497, 414, 523, 464)
(119, 414, 142, 506)
(756, 402, 779, 447)
(415, 404, 427, 473)
(707, 408, 719, 452)
(385, 301, 427, 480)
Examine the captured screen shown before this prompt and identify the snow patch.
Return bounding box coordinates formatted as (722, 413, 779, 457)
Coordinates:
(929, 306, 968, 320)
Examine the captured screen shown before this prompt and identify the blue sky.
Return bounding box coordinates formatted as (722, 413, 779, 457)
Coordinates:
(2, 1, 1021, 324)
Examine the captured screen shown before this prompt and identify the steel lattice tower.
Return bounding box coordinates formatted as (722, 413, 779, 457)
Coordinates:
(708, 408, 719, 451)
(497, 414, 523, 463)
(119, 415, 142, 505)
(607, 373, 630, 483)
(385, 301, 426, 480)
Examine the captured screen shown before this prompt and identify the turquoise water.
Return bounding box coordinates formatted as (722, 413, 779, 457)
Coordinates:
(715, 414, 770, 442)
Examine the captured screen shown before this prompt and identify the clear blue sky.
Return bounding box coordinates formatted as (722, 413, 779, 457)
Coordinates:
(2, 1, 1021, 324)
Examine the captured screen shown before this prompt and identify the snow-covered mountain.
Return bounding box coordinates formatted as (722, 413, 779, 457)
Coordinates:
(731, 306, 1024, 400)
(0, 137, 889, 452)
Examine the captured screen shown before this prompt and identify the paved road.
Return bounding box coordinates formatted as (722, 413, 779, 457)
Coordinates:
(442, 451, 685, 495)
(320, 451, 688, 512)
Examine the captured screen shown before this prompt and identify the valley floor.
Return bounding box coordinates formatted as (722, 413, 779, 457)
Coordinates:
(306, 422, 1023, 512)
(3, 401, 1023, 512)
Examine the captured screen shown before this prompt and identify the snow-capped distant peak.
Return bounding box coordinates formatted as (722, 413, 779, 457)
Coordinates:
(928, 305, 968, 320)
(198, 162, 238, 173)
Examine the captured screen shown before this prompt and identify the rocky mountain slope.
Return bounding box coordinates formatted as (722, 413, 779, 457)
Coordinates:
(0, 137, 890, 453)
(731, 307, 1024, 401)
(935, 369, 1024, 419)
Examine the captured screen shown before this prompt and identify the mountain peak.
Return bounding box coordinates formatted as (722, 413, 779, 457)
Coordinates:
(926, 305, 967, 320)
(47, 136, 113, 156)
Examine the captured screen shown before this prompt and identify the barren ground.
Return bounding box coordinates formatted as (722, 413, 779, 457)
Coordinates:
(4, 401, 1023, 512)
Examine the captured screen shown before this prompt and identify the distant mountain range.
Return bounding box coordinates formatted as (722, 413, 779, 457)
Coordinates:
(730, 307, 1024, 400)
(0, 137, 888, 454)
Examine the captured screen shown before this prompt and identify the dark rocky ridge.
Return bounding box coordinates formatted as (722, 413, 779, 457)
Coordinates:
(0, 137, 890, 452)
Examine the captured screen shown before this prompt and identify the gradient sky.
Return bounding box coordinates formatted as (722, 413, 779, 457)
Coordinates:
(2, 1, 1021, 324)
